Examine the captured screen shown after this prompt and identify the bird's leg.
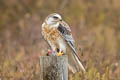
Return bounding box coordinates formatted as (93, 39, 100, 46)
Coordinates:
(57, 51, 64, 56)
(56, 48, 64, 56)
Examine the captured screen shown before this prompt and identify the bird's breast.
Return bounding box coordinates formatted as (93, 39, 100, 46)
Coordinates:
(43, 25, 60, 41)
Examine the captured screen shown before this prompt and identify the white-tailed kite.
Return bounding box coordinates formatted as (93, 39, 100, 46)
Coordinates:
(42, 13, 85, 73)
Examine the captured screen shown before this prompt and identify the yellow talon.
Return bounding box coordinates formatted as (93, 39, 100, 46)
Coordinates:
(56, 51, 64, 56)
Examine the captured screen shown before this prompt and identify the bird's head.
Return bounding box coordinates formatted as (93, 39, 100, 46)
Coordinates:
(45, 13, 62, 26)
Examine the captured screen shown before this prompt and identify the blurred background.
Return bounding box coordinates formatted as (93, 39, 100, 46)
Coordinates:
(0, 0, 120, 80)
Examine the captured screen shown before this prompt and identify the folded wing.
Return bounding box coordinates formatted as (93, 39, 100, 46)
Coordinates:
(57, 21, 86, 72)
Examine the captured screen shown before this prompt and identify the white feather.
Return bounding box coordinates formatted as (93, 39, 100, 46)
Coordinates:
(73, 53, 86, 72)
(58, 38, 66, 53)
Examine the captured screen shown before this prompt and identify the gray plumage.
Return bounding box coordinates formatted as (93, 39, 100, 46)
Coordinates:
(42, 13, 86, 73)
(57, 21, 86, 73)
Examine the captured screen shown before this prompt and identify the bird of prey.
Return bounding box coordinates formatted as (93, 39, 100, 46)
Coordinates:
(42, 13, 85, 73)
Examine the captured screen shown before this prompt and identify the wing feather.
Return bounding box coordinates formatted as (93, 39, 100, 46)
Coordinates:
(57, 23, 75, 46)
(57, 21, 86, 72)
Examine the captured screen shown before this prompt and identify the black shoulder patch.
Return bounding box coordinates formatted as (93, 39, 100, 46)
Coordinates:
(57, 24, 70, 34)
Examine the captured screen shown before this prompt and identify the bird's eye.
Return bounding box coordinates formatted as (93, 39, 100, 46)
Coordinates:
(53, 16, 58, 19)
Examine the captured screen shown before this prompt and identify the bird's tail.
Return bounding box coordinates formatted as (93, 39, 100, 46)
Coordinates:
(72, 47, 86, 72)
(68, 42, 86, 72)
(73, 51, 86, 72)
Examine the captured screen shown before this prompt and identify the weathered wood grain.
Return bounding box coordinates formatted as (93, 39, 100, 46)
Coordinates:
(40, 55, 68, 80)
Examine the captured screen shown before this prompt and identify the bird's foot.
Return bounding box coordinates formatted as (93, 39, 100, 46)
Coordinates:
(56, 51, 64, 56)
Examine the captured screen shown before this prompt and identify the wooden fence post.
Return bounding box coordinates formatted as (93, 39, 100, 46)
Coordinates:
(40, 55, 68, 80)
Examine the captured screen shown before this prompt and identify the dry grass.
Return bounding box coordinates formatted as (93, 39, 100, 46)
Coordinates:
(0, 0, 120, 80)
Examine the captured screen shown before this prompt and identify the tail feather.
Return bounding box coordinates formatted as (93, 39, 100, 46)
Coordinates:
(73, 52, 86, 72)
(68, 42, 86, 72)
